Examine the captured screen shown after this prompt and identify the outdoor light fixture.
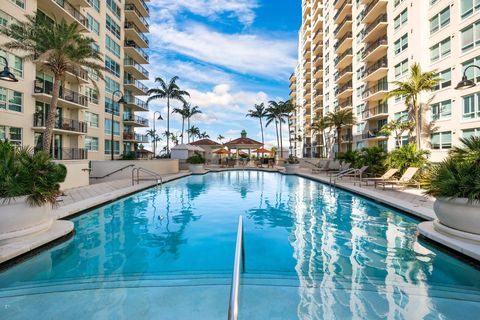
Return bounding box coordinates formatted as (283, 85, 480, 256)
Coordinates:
(111, 90, 125, 161)
(455, 65, 480, 90)
(0, 56, 18, 82)
(152, 111, 163, 157)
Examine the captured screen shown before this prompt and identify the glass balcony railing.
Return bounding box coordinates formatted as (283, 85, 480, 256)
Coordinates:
(33, 114, 88, 133)
(123, 114, 149, 126)
(124, 58, 149, 78)
(124, 3, 149, 29)
(124, 22, 149, 45)
(124, 40, 149, 62)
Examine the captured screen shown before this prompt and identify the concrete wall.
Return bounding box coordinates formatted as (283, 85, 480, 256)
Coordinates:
(90, 159, 179, 183)
(55, 160, 90, 190)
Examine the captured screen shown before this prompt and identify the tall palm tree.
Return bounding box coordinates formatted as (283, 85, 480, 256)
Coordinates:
(147, 76, 190, 154)
(283, 99, 296, 153)
(246, 103, 267, 146)
(383, 63, 439, 150)
(217, 135, 225, 144)
(187, 126, 200, 142)
(312, 117, 329, 157)
(323, 109, 355, 157)
(184, 104, 202, 143)
(2, 15, 104, 154)
(265, 106, 280, 151)
(172, 104, 189, 144)
(268, 101, 287, 157)
(200, 132, 210, 139)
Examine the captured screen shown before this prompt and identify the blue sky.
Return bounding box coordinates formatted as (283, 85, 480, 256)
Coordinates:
(141, 0, 301, 149)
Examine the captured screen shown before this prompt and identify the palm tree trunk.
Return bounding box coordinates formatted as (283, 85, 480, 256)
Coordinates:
(181, 117, 185, 144)
(417, 104, 422, 150)
(42, 76, 61, 154)
(259, 117, 265, 147)
(279, 120, 284, 158)
(275, 121, 279, 151)
(337, 127, 342, 157)
(287, 117, 292, 153)
(166, 96, 170, 155)
(187, 118, 191, 143)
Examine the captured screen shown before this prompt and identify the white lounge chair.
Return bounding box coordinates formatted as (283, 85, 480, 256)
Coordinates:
(359, 168, 399, 187)
(374, 167, 420, 190)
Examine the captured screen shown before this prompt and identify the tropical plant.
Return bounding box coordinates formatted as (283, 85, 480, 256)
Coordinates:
(286, 154, 300, 164)
(217, 135, 225, 144)
(384, 143, 430, 174)
(0, 141, 67, 206)
(246, 103, 268, 146)
(379, 118, 415, 148)
(186, 152, 205, 164)
(172, 104, 189, 144)
(147, 76, 190, 154)
(187, 125, 200, 142)
(425, 136, 480, 203)
(265, 105, 280, 151)
(357, 147, 387, 175)
(283, 99, 296, 152)
(383, 63, 439, 150)
(182, 104, 202, 143)
(170, 133, 179, 146)
(336, 150, 360, 168)
(199, 132, 210, 139)
(323, 109, 355, 157)
(121, 151, 137, 160)
(312, 117, 331, 157)
(2, 15, 104, 154)
(266, 101, 287, 157)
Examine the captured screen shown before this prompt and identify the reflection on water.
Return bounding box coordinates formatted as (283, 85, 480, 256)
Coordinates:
(0, 171, 479, 319)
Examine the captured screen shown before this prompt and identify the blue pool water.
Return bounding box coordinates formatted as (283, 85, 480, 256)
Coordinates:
(0, 171, 479, 319)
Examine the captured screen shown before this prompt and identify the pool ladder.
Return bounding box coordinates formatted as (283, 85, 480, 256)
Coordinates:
(131, 167, 163, 186)
(228, 215, 245, 320)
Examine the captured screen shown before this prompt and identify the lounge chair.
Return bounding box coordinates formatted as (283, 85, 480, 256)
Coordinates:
(374, 167, 420, 190)
(326, 163, 351, 176)
(359, 168, 399, 187)
(256, 160, 263, 168)
(310, 160, 330, 173)
(329, 167, 356, 184)
(336, 165, 369, 184)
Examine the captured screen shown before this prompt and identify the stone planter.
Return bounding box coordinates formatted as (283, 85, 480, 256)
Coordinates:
(434, 197, 480, 235)
(0, 196, 53, 244)
(189, 163, 205, 174)
(284, 164, 300, 174)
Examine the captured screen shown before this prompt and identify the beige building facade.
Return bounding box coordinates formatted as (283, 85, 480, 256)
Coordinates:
(291, 0, 480, 162)
(0, 0, 150, 160)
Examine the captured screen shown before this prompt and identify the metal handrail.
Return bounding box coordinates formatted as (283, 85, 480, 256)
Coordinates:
(90, 164, 135, 179)
(228, 215, 245, 320)
(131, 167, 163, 186)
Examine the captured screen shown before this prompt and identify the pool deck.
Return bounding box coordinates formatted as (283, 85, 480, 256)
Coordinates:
(2, 167, 479, 265)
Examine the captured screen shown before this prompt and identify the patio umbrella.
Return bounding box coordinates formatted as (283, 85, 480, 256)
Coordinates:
(213, 148, 231, 155)
(255, 147, 270, 154)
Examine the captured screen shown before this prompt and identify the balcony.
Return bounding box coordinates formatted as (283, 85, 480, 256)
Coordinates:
(361, 0, 388, 24)
(335, 82, 353, 99)
(126, 0, 149, 17)
(124, 58, 149, 80)
(362, 37, 388, 62)
(335, 65, 353, 84)
(54, 148, 88, 160)
(313, 42, 322, 55)
(334, 15, 352, 38)
(362, 82, 388, 101)
(124, 78, 149, 96)
(334, 32, 353, 54)
(361, 129, 387, 140)
(124, 22, 149, 48)
(123, 114, 149, 127)
(124, 95, 149, 112)
(123, 132, 149, 143)
(341, 134, 353, 143)
(125, 3, 149, 32)
(334, 48, 353, 69)
(33, 114, 87, 135)
(338, 98, 353, 110)
(362, 13, 387, 43)
(313, 65, 323, 78)
(33, 80, 88, 109)
(124, 40, 149, 64)
(334, 0, 352, 24)
(39, 0, 88, 30)
(362, 104, 388, 121)
(362, 57, 388, 82)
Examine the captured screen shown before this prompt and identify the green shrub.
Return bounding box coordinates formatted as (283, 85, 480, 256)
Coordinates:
(0, 140, 67, 207)
(286, 155, 300, 164)
(186, 152, 205, 164)
(121, 151, 137, 160)
(336, 150, 360, 168)
(357, 147, 387, 175)
(384, 143, 430, 174)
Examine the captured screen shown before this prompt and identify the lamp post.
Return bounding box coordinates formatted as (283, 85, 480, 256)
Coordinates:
(152, 111, 163, 157)
(110, 90, 125, 161)
(0, 56, 18, 82)
(455, 65, 480, 90)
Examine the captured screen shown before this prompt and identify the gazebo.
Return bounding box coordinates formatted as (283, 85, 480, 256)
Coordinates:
(224, 130, 262, 160)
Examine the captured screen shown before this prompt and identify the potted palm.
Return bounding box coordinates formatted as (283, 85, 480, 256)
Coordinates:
(0, 141, 67, 243)
(284, 155, 300, 174)
(187, 152, 206, 174)
(425, 137, 480, 236)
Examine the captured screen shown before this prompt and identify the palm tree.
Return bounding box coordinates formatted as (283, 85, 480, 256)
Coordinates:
(265, 106, 280, 151)
(268, 101, 287, 157)
(246, 103, 267, 146)
(187, 126, 200, 142)
(323, 109, 355, 157)
(2, 15, 104, 154)
(147, 76, 190, 154)
(185, 105, 202, 143)
(283, 99, 296, 153)
(383, 63, 439, 150)
(200, 132, 210, 139)
(217, 135, 225, 144)
(172, 104, 189, 144)
(312, 117, 329, 157)
(379, 118, 415, 148)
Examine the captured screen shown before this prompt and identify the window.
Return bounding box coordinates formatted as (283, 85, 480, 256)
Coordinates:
(0, 10, 19, 31)
(397, 136, 410, 148)
(356, 122, 365, 133)
(86, 88, 99, 104)
(87, 14, 99, 35)
(431, 131, 452, 149)
(105, 77, 120, 94)
(104, 140, 120, 155)
(394, 0, 405, 8)
(462, 56, 480, 83)
(463, 127, 480, 138)
(394, 33, 408, 55)
(462, 92, 480, 120)
(105, 56, 120, 77)
(0, 86, 22, 112)
(8, 0, 25, 9)
(105, 97, 120, 116)
(106, 15, 121, 39)
(394, 110, 409, 122)
(0, 126, 22, 146)
(435, 69, 451, 90)
(105, 36, 120, 58)
(431, 100, 452, 121)
(394, 59, 408, 79)
(85, 136, 99, 151)
(461, 0, 480, 19)
(84, 112, 99, 128)
(461, 21, 480, 53)
(104, 119, 120, 136)
(394, 9, 408, 30)
(430, 0, 439, 5)
(430, 37, 451, 62)
(0, 50, 23, 78)
(87, 0, 100, 12)
(430, 7, 450, 34)
(107, 0, 121, 19)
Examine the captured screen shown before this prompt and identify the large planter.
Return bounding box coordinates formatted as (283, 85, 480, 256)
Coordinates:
(0, 196, 53, 244)
(284, 164, 300, 174)
(434, 197, 480, 235)
(189, 163, 205, 174)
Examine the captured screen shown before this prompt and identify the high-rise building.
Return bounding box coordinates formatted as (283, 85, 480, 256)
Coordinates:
(292, 0, 480, 162)
(0, 0, 150, 160)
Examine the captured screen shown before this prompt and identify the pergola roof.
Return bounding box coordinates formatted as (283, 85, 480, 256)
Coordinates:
(225, 137, 262, 147)
(190, 139, 220, 146)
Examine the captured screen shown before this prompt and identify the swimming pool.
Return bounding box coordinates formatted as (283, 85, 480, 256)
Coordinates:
(0, 171, 479, 319)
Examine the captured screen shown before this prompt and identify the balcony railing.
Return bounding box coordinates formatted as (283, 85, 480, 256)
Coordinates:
(124, 58, 149, 78)
(362, 57, 388, 78)
(341, 134, 353, 142)
(335, 65, 353, 80)
(362, 104, 388, 119)
(35, 147, 88, 160)
(123, 132, 149, 142)
(34, 80, 88, 107)
(334, 15, 352, 34)
(362, 36, 388, 59)
(123, 114, 149, 126)
(66, 66, 88, 81)
(54, 0, 88, 28)
(124, 22, 149, 45)
(362, 129, 387, 139)
(124, 78, 149, 93)
(334, 32, 353, 50)
(124, 95, 149, 110)
(34, 114, 87, 133)
(362, 82, 389, 98)
(333, 0, 352, 21)
(334, 48, 353, 65)
(363, 13, 387, 38)
(124, 3, 150, 29)
(124, 40, 149, 62)
(361, 0, 382, 21)
(336, 82, 353, 95)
